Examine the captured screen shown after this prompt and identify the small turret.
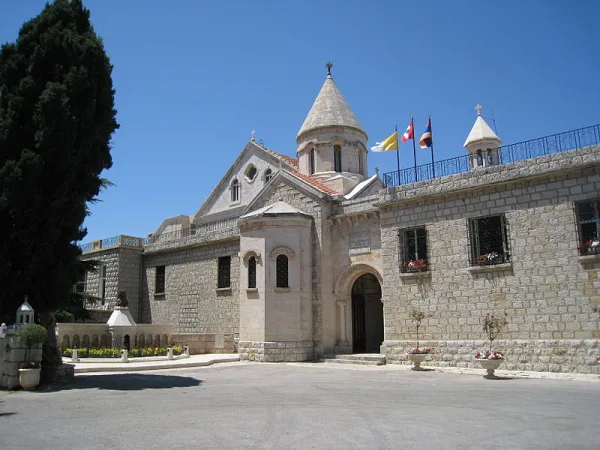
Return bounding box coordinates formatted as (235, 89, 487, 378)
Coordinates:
(464, 105, 502, 169)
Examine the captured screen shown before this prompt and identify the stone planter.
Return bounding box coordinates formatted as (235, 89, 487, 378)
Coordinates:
(477, 358, 502, 378)
(18, 367, 41, 390)
(408, 353, 428, 370)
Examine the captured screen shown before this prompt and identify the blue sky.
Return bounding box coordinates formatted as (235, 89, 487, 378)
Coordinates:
(2, 0, 599, 242)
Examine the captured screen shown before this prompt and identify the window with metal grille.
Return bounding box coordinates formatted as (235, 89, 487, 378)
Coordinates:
(218, 256, 231, 288)
(248, 256, 257, 288)
(155, 266, 165, 294)
(469, 215, 510, 266)
(334, 145, 342, 172)
(399, 227, 428, 273)
(231, 179, 240, 202)
(576, 199, 600, 255)
(276, 254, 288, 288)
(99, 265, 107, 304)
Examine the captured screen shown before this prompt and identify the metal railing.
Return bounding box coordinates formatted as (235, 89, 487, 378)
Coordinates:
(383, 124, 600, 188)
(79, 235, 145, 253)
(145, 217, 239, 245)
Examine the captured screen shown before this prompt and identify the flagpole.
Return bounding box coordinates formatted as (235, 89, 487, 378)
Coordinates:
(395, 125, 400, 181)
(411, 117, 417, 182)
(429, 116, 436, 178)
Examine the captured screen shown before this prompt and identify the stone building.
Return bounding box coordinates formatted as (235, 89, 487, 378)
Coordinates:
(76, 68, 600, 373)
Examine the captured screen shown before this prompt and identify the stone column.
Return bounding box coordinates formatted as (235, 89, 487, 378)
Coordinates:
(336, 300, 348, 346)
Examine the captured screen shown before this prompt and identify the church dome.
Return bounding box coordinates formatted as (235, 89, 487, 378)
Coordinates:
(297, 70, 366, 142)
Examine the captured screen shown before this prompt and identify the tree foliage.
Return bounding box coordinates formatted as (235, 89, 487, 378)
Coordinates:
(0, 0, 118, 323)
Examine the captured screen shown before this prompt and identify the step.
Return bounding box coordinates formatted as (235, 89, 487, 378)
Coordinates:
(321, 358, 384, 366)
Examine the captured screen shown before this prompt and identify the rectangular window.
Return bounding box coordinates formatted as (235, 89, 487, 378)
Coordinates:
(248, 257, 257, 289)
(74, 271, 87, 295)
(218, 256, 231, 288)
(399, 227, 428, 273)
(334, 145, 342, 172)
(469, 215, 510, 266)
(576, 199, 600, 255)
(309, 149, 315, 175)
(155, 265, 165, 294)
(99, 265, 107, 304)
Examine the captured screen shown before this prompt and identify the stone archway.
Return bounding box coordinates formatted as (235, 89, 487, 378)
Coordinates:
(351, 274, 383, 353)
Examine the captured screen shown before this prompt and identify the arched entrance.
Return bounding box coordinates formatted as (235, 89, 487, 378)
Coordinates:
(351, 274, 383, 353)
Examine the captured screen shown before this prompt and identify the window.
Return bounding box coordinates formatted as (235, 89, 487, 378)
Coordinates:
(399, 227, 428, 273)
(74, 271, 87, 295)
(245, 164, 257, 182)
(486, 149, 494, 166)
(99, 265, 107, 304)
(231, 179, 240, 202)
(264, 168, 273, 183)
(469, 215, 510, 266)
(276, 254, 289, 288)
(309, 149, 315, 175)
(334, 145, 342, 172)
(359, 151, 364, 175)
(155, 266, 165, 294)
(248, 256, 257, 289)
(218, 256, 231, 288)
(576, 199, 600, 255)
(476, 150, 483, 167)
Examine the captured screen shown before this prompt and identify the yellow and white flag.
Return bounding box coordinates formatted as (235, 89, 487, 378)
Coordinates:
(370, 131, 398, 152)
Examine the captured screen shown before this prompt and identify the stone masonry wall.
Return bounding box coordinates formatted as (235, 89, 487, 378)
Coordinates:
(238, 341, 313, 362)
(118, 248, 143, 322)
(81, 248, 120, 312)
(378, 147, 600, 373)
(141, 240, 240, 335)
(1, 333, 42, 390)
(171, 333, 235, 354)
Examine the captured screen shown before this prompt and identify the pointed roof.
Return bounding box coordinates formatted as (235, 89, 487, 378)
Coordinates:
(464, 115, 502, 148)
(240, 200, 311, 220)
(107, 307, 137, 326)
(17, 300, 34, 312)
(297, 74, 366, 139)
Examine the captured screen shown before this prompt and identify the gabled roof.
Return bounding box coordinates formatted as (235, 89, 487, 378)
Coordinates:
(464, 115, 502, 148)
(107, 307, 137, 326)
(263, 148, 299, 169)
(297, 74, 366, 139)
(286, 170, 341, 196)
(240, 200, 311, 220)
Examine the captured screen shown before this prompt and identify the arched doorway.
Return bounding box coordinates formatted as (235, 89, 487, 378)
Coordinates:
(123, 334, 130, 350)
(351, 274, 383, 353)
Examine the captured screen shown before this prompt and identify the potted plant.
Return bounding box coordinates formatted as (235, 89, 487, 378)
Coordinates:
(407, 308, 432, 370)
(474, 252, 502, 266)
(475, 312, 508, 378)
(17, 324, 47, 390)
(402, 259, 429, 273)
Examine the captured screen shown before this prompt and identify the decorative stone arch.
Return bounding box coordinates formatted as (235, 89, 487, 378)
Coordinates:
(334, 263, 383, 299)
(241, 249, 262, 265)
(269, 246, 296, 260)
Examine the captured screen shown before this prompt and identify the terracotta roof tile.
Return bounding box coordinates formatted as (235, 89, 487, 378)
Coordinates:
(286, 170, 340, 196)
(265, 149, 299, 168)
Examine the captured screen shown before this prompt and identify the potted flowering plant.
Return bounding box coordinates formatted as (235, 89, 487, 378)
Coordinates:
(474, 252, 502, 266)
(578, 237, 600, 256)
(402, 259, 429, 273)
(407, 308, 432, 370)
(475, 312, 508, 378)
(17, 324, 47, 389)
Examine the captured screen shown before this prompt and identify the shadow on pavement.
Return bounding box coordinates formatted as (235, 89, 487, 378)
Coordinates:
(39, 373, 202, 392)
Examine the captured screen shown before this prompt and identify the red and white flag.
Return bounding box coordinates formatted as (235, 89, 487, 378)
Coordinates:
(401, 120, 414, 142)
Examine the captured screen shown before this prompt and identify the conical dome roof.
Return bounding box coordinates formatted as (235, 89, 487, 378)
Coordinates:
(464, 115, 501, 148)
(297, 74, 366, 140)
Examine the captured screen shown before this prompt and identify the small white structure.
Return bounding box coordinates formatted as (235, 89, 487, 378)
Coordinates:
(107, 306, 137, 349)
(16, 296, 35, 325)
(464, 104, 502, 169)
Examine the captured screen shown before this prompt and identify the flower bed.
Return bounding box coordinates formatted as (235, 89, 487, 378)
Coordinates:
(62, 346, 184, 358)
(401, 259, 428, 273)
(408, 347, 432, 355)
(578, 238, 600, 255)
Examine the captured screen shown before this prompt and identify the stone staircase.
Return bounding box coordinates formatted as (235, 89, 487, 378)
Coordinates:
(321, 353, 386, 366)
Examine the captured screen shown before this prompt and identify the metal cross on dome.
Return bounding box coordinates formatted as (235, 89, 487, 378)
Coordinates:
(326, 61, 333, 76)
(475, 104, 483, 116)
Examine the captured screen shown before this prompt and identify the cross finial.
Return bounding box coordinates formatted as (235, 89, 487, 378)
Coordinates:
(250, 130, 256, 141)
(475, 104, 483, 116)
(326, 61, 333, 76)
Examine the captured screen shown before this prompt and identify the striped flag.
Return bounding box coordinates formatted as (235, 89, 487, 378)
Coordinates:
(419, 119, 433, 149)
(400, 120, 414, 142)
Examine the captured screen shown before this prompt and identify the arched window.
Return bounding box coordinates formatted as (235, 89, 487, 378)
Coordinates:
(486, 149, 494, 166)
(309, 149, 315, 175)
(264, 169, 273, 183)
(248, 256, 257, 289)
(276, 254, 289, 288)
(231, 179, 240, 202)
(476, 150, 483, 167)
(334, 145, 342, 172)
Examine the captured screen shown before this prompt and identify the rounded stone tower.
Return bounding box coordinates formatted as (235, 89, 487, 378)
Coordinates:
(296, 65, 368, 195)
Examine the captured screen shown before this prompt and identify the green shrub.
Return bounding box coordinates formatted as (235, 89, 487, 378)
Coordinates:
(17, 324, 47, 361)
(62, 346, 182, 358)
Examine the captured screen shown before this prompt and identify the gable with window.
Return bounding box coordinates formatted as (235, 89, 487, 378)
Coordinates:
(218, 256, 231, 288)
(576, 199, 600, 255)
(468, 215, 510, 266)
(155, 265, 165, 294)
(399, 227, 429, 273)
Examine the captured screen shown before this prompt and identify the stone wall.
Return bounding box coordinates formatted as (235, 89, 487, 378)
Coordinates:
(378, 146, 600, 373)
(0, 333, 42, 390)
(171, 333, 235, 354)
(118, 247, 143, 321)
(141, 240, 240, 335)
(238, 340, 313, 362)
(81, 247, 120, 311)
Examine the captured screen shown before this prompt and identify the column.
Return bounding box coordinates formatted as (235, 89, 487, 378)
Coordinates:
(336, 300, 348, 346)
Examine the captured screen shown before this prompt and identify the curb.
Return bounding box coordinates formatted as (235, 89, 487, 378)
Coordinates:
(74, 356, 240, 373)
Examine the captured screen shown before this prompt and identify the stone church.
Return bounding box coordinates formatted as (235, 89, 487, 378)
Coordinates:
(74, 68, 600, 373)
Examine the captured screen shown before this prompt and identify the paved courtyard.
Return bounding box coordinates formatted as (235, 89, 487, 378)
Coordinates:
(1, 362, 598, 449)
